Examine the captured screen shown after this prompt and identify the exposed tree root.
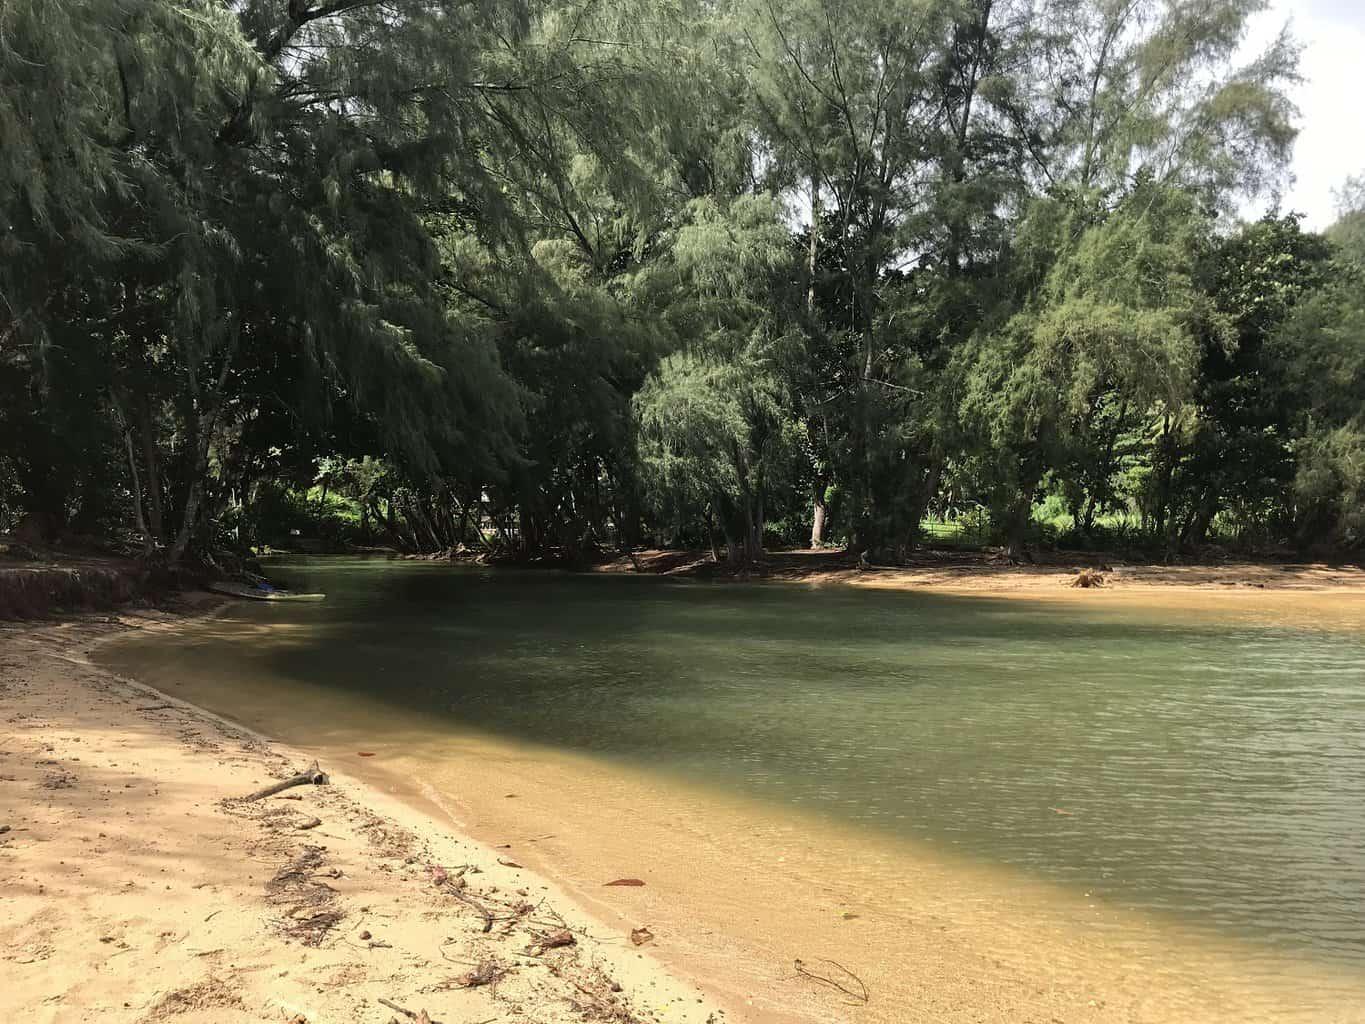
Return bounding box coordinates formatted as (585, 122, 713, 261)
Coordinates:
(1069, 568, 1107, 588)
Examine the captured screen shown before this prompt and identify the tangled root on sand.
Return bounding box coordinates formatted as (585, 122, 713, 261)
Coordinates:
(1069, 569, 1106, 588)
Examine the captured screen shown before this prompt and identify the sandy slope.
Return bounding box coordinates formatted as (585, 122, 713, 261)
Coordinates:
(598, 547, 1365, 590)
(0, 608, 722, 1024)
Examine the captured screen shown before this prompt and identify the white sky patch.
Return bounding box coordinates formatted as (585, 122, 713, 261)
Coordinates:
(1241, 0, 1365, 229)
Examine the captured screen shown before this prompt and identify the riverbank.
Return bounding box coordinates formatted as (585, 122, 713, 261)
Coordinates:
(87, 567, 1365, 1024)
(596, 547, 1365, 595)
(0, 551, 164, 619)
(0, 605, 722, 1024)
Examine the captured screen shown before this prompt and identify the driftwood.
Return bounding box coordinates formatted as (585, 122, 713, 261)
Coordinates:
(241, 761, 330, 802)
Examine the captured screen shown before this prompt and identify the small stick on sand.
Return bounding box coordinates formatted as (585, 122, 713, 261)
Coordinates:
(794, 957, 870, 1005)
(240, 761, 329, 802)
(377, 997, 435, 1022)
(432, 863, 495, 932)
(448, 885, 496, 933)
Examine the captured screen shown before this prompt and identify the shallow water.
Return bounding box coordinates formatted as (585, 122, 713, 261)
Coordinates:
(101, 558, 1365, 997)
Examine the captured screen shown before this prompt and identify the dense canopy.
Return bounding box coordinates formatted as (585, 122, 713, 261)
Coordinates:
(2, 0, 1362, 563)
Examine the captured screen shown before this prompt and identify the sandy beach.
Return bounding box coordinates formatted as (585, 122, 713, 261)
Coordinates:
(598, 547, 1365, 593)
(0, 603, 722, 1024)
(6, 570, 1365, 1024)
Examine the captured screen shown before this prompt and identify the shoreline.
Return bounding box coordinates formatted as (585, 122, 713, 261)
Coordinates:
(593, 547, 1365, 595)
(83, 585, 1365, 1024)
(4, 544, 1363, 626)
(0, 603, 724, 1024)
(10, 579, 1365, 1023)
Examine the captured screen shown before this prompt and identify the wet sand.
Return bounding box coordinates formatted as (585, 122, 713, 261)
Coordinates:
(92, 589, 1365, 1024)
(1, 608, 721, 1024)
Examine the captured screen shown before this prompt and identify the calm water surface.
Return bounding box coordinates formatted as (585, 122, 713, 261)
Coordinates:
(108, 557, 1365, 968)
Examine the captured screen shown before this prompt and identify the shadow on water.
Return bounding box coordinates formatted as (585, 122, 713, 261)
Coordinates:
(115, 557, 1365, 967)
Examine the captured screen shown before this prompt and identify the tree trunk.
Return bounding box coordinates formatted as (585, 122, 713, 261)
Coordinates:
(168, 479, 203, 564)
(121, 425, 153, 555)
(136, 398, 166, 543)
(902, 455, 944, 554)
(1002, 464, 1043, 562)
(455, 501, 471, 549)
(810, 484, 828, 548)
(806, 174, 830, 549)
(807, 171, 820, 314)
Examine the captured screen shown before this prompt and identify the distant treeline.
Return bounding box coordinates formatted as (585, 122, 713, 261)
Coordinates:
(2, 0, 1362, 565)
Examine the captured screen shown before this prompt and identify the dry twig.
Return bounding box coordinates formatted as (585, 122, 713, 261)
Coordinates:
(793, 957, 869, 1005)
(377, 996, 435, 1023)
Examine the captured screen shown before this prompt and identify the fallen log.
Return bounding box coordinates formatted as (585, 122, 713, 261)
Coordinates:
(241, 761, 330, 802)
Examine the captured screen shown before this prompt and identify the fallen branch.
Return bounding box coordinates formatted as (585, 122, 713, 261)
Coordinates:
(448, 885, 495, 933)
(432, 863, 494, 931)
(793, 957, 869, 1005)
(377, 997, 435, 1023)
(241, 761, 329, 802)
(456, 962, 503, 988)
(526, 928, 575, 954)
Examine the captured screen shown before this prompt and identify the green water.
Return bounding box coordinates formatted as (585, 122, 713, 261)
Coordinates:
(109, 557, 1365, 966)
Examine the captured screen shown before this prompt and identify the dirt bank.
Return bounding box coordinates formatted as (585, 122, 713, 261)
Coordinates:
(0, 553, 165, 619)
(0, 606, 723, 1024)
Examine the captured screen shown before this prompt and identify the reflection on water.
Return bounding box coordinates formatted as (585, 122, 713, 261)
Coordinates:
(105, 558, 1365, 968)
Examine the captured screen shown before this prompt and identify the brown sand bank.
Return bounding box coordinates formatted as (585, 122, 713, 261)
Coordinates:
(0, 606, 721, 1024)
(0, 554, 162, 619)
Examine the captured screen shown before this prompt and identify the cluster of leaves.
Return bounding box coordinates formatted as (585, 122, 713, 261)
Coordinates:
(1, 0, 1361, 563)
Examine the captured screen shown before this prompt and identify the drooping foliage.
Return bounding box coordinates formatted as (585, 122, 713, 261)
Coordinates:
(1, 0, 1360, 563)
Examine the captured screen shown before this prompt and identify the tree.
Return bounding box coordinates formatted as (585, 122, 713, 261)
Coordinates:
(635, 196, 805, 562)
(1272, 198, 1365, 550)
(955, 183, 1217, 557)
